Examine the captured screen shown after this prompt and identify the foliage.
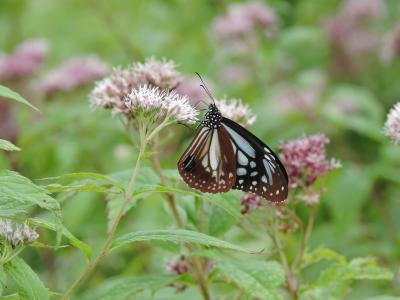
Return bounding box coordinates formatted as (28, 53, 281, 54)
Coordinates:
(0, 1, 399, 299)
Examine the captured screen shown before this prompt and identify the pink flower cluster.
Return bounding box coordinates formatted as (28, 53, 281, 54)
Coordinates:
(0, 39, 49, 81)
(38, 56, 108, 96)
(90, 57, 182, 114)
(241, 193, 261, 214)
(213, 2, 277, 53)
(384, 102, 400, 144)
(276, 85, 323, 113)
(279, 134, 340, 188)
(324, 0, 386, 72)
(382, 22, 400, 63)
(166, 254, 192, 275)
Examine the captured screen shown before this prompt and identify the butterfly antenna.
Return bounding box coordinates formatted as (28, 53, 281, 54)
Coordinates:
(195, 72, 216, 104)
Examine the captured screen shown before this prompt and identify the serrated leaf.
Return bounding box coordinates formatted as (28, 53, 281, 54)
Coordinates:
(0, 140, 20, 152)
(4, 257, 49, 300)
(0, 170, 61, 221)
(0, 85, 40, 112)
(29, 216, 92, 258)
(131, 185, 242, 221)
(303, 247, 346, 267)
(215, 261, 285, 300)
(300, 281, 350, 300)
(40, 172, 123, 194)
(81, 275, 178, 300)
(205, 192, 240, 236)
(110, 229, 253, 253)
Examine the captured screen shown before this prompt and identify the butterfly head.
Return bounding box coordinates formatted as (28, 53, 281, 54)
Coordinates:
(201, 103, 222, 129)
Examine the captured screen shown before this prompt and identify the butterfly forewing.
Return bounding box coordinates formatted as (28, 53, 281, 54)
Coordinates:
(221, 117, 288, 202)
(178, 126, 236, 193)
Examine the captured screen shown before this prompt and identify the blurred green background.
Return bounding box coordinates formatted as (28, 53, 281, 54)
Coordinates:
(1, 0, 400, 299)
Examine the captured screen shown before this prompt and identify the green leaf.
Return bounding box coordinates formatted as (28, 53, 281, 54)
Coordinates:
(4, 257, 49, 300)
(323, 166, 372, 231)
(81, 275, 178, 300)
(132, 185, 243, 221)
(110, 229, 253, 253)
(214, 261, 285, 300)
(301, 256, 393, 300)
(40, 172, 124, 194)
(0, 140, 20, 152)
(29, 216, 92, 259)
(300, 282, 350, 300)
(0, 85, 40, 112)
(0, 267, 6, 296)
(303, 247, 346, 267)
(0, 170, 61, 221)
(364, 297, 400, 300)
(322, 85, 384, 140)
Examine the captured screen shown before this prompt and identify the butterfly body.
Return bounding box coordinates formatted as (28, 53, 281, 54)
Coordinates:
(178, 103, 288, 203)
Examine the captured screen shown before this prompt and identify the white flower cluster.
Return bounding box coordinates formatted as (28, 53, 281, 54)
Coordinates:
(89, 57, 196, 125)
(216, 97, 256, 128)
(0, 219, 39, 247)
(384, 102, 400, 144)
(124, 85, 197, 124)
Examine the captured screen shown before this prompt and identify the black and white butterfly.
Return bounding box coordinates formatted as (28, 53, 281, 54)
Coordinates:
(177, 76, 288, 203)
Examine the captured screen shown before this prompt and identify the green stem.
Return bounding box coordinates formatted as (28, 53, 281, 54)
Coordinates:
(292, 206, 316, 271)
(149, 143, 210, 300)
(146, 118, 172, 143)
(268, 213, 298, 300)
(61, 123, 147, 300)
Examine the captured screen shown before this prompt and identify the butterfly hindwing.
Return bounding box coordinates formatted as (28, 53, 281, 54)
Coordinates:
(178, 125, 236, 193)
(221, 117, 288, 202)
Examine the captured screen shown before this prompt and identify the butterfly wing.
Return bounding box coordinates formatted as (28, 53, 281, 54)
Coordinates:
(178, 126, 236, 193)
(221, 117, 288, 202)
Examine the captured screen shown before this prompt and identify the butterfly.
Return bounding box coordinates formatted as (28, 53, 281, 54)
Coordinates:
(177, 76, 288, 203)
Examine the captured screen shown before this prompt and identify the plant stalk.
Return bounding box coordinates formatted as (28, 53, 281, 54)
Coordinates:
(61, 123, 147, 299)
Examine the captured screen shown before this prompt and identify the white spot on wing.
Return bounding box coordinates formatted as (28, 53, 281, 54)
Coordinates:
(238, 150, 248, 166)
(263, 159, 273, 184)
(209, 130, 220, 170)
(223, 124, 256, 158)
(237, 168, 247, 176)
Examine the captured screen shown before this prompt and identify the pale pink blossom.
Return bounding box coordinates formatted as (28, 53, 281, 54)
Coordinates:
(324, 0, 385, 73)
(124, 85, 198, 124)
(133, 57, 182, 90)
(299, 191, 321, 206)
(214, 2, 277, 40)
(276, 86, 322, 112)
(279, 134, 341, 188)
(38, 56, 108, 95)
(89, 57, 182, 114)
(213, 1, 277, 54)
(343, 0, 386, 21)
(216, 97, 256, 128)
(241, 193, 261, 214)
(166, 254, 192, 292)
(166, 254, 192, 275)
(384, 102, 400, 144)
(218, 64, 251, 85)
(0, 219, 39, 247)
(0, 38, 49, 81)
(381, 22, 400, 63)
